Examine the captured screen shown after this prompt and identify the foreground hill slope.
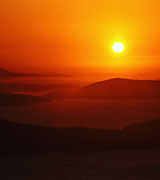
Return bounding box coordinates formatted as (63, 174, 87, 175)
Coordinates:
(75, 78, 160, 99)
(0, 119, 121, 153)
(1, 119, 160, 153)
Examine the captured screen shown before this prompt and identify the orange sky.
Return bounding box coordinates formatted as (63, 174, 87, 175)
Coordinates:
(0, 0, 160, 79)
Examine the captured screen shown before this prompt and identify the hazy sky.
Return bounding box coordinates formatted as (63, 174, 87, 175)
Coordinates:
(0, 0, 160, 78)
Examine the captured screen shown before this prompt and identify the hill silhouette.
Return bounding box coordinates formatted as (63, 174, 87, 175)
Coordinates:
(1, 118, 160, 154)
(75, 78, 160, 99)
(0, 68, 37, 78)
(122, 119, 160, 148)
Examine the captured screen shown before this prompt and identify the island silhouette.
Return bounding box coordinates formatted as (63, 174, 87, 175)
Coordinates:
(75, 78, 160, 99)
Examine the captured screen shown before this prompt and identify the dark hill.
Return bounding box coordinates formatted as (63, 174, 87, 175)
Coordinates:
(122, 119, 160, 148)
(1, 119, 160, 154)
(75, 78, 160, 99)
(123, 119, 160, 132)
(0, 119, 121, 154)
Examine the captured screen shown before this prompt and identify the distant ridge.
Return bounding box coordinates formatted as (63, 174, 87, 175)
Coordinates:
(75, 78, 160, 99)
(0, 67, 69, 78)
(0, 68, 37, 77)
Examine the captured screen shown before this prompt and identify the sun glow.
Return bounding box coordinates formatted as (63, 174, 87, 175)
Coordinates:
(112, 42, 124, 53)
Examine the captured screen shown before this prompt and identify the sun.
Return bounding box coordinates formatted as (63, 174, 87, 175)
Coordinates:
(112, 42, 124, 53)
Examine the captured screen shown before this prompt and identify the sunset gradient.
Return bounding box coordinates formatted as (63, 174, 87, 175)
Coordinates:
(0, 0, 160, 79)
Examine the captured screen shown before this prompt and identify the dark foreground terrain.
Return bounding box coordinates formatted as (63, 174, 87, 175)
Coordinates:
(1, 119, 160, 179)
(1, 150, 160, 180)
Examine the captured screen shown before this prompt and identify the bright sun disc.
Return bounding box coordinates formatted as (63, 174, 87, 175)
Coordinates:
(112, 42, 124, 53)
